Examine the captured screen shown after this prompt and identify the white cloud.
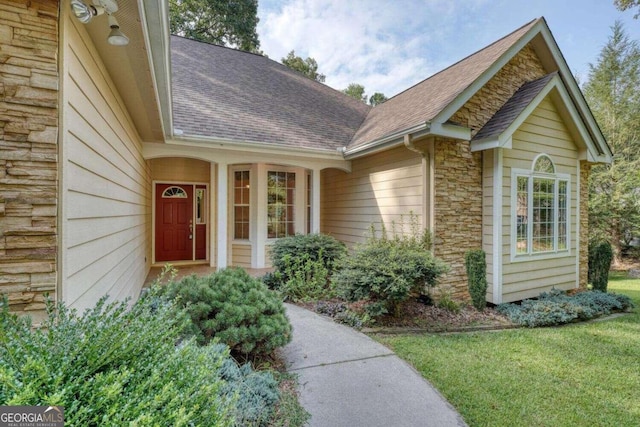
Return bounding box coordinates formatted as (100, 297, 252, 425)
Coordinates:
(257, 0, 477, 98)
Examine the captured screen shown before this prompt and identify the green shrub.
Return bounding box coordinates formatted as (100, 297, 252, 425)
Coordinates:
(270, 233, 346, 275)
(465, 249, 488, 310)
(268, 234, 346, 301)
(220, 357, 280, 427)
(497, 289, 634, 327)
(333, 221, 447, 317)
(275, 252, 332, 302)
(155, 267, 292, 359)
(589, 240, 614, 291)
(0, 295, 234, 426)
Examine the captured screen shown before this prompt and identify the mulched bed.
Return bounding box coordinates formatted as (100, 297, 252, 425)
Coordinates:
(366, 299, 514, 333)
(299, 298, 515, 333)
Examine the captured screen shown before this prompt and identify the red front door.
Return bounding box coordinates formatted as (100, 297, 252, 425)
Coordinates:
(155, 184, 193, 262)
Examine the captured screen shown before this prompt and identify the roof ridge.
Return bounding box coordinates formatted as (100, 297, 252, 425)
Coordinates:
(382, 18, 541, 104)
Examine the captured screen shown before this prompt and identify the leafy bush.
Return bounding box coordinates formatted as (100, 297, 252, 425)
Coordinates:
(275, 253, 332, 302)
(333, 221, 447, 318)
(268, 234, 346, 301)
(589, 240, 614, 291)
(0, 295, 235, 426)
(465, 249, 488, 310)
(155, 267, 292, 359)
(313, 301, 370, 329)
(497, 289, 634, 327)
(270, 233, 347, 275)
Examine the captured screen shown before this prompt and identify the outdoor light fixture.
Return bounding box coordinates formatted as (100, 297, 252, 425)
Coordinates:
(107, 15, 129, 46)
(70, 0, 129, 46)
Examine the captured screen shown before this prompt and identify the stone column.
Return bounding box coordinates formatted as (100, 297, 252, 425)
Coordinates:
(0, 0, 60, 320)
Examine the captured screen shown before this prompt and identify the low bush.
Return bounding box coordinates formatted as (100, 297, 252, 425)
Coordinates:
(270, 233, 347, 275)
(333, 221, 447, 318)
(465, 249, 488, 310)
(268, 234, 346, 301)
(155, 267, 292, 360)
(588, 240, 614, 291)
(0, 295, 235, 426)
(497, 289, 634, 327)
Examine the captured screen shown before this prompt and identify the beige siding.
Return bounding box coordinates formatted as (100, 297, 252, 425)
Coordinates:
(482, 151, 494, 301)
(231, 243, 251, 268)
(501, 96, 578, 302)
(321, 146, 423, 245)
(150, 157, 210, 183)
(60, 13, 151, 311)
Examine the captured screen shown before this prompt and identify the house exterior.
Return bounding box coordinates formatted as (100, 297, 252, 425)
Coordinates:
(0, 0, 612, 321)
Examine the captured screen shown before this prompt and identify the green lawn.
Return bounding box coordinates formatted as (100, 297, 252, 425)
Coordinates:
(376, 273, 640, 427)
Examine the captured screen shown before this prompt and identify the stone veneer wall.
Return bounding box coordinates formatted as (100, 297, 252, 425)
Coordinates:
(0, 0, 59, 319)
(579, 162, 590, 288)
(433, 44, 547, 300)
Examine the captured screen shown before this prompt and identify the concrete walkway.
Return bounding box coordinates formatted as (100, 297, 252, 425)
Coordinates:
(282, 304, 467, 427)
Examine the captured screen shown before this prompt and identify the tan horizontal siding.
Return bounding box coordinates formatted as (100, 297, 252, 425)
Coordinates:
(61, 14, 151, 311)
(232, 243, 251, 268)
(321, 146, 423, 245)
(500, 95, 578, 300)
(150, 157, 210, 183)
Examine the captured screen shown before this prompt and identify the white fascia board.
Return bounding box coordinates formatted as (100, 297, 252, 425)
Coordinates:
(139, 0, 173, 138)
(538, 29, 613, 161)
(470, 138, 499, 152)
(344, 122, 429, 159)
(144, 139, 351, 171)
(344, 121, 471, 159)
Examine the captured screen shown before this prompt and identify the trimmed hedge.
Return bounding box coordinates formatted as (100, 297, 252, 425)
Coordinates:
(588, 240, 614, 292)
(465, 249, 488, 310)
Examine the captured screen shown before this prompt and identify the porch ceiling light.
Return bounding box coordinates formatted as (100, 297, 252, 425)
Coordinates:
(70, 0, 129, 46)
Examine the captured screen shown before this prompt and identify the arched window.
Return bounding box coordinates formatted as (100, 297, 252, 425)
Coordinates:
(162, 186, 187, 198)
(513, 154, 570, 257)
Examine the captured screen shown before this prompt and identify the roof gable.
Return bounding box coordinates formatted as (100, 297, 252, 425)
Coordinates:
(347, 19, 539, 151)
(470, 73, 612, 163)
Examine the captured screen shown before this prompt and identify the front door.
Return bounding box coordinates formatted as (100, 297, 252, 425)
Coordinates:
(155, 184, 193, 262)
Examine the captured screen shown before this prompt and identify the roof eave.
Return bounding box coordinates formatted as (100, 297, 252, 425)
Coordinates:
(140, 0, 173, 139)
(344, 121, 471, 159)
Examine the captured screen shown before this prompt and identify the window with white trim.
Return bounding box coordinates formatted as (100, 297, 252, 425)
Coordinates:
(233, 170, 250, 240)
(513, 154, 570, 257)
(267, 171, 295, 238)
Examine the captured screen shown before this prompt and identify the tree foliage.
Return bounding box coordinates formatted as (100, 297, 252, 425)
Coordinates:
(169, 0, 260, 52)
(281, 50, 326, 82)
(615, 0, 640, 18)
(369, 92, 388, 106)
(583, 21, 640, 261)
(343, 83, 367, 103)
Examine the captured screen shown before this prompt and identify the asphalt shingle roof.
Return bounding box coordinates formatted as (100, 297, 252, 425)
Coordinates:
(171, 36, 371, 151)
(473, 72, 557, 142)
(347, 18, 539, 150)
(170, 18, 542, 152)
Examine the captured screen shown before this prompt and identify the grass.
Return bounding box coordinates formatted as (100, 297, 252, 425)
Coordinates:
(376, 273, 640, 427)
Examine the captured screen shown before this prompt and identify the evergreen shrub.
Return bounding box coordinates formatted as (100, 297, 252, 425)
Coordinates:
(267, 234, 346, 301)
(333, 221, 447, 318)
(156, 267, 292, 359)
(497, 289, 634, 327)
(588, 240, 614, 292)
(465, 249, 488, 310)
(0, 295, 235, 426)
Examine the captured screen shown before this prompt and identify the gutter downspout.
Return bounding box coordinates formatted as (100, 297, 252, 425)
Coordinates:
(404, 135, 435, 249)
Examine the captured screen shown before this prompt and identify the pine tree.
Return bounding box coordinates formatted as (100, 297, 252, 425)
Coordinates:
(583, 21, 640, 262)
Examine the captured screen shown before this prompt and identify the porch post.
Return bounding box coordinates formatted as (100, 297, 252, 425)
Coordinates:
(312, 168, 321, 233)
(209, 162, 216, 267)
(217, 162, 228, 269)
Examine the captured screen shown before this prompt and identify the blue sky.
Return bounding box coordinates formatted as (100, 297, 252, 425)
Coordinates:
(257, 0, 640, 98)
